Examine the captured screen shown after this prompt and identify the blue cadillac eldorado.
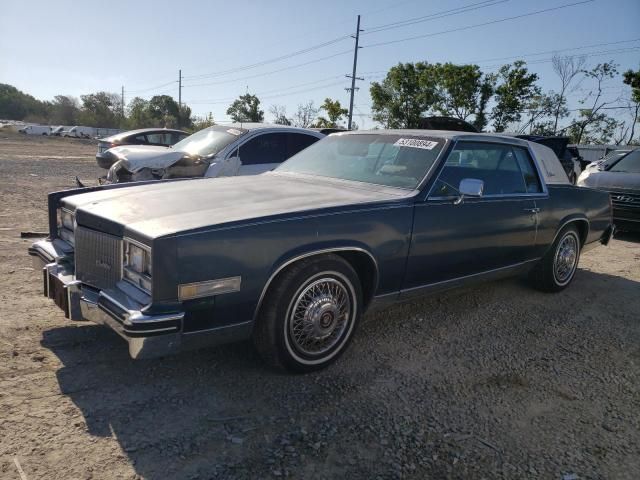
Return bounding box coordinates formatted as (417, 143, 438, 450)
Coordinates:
(29, 130, 614, 372)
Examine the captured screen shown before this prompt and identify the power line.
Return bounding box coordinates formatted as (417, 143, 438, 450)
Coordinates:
(186, 74, 348, 102)
(186, 80, 350, 105)
(183, 36, 351, 81)
(364, 0, 509, 35)
(465, 38, 640, 65)
(182, 50, 352, 88)
(126, 80, 177, 94)
(363, 0, 595, 48)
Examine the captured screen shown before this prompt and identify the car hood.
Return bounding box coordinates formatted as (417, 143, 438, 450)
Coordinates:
(62, 173, 410, 240)
(108, 145, 184, 172)
(578, 169, 640, 191)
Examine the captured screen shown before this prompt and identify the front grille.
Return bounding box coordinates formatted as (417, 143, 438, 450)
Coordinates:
(609, 191, 640, 209)
(75, 226, 122, 290)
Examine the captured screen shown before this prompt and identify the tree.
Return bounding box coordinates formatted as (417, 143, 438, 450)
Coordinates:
(126, 97, 152, 128)
(78, 91, 122, 128)
(291, 100, 318, 128)
(491, 61, 540, 132)
(551, 54, 586, 134)
(570, 62, 619, 144)
(191, 112, 216, 131)
(434, 63, 482, 121)
(370, 62, 440, 128)
(0, 83, 48, 120)
(623, 69, 640, 144)
(314, 98, 348, 128)
(269, 104, 291, 125)
(148, 95, 180, 126)
(226, 93, 264, 122)
(48, 95, 80, 125)
(473, 73, 497, 132)
(517, 92, 565, 134)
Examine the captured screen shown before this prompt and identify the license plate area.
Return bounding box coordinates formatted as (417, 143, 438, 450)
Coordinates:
(49, 273, 70, 317)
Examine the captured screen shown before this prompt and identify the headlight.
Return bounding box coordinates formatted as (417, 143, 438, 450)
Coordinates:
(123, 239, 152, 293)
(57, 208, 75, 246)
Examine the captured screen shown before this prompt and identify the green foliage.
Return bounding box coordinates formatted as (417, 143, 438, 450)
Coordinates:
(623, 69, 640, 103)
(433, 63, 482, 120)
(0, 83, 48, 120)
(78, 91, 122, 128)
(314, 98, 348, 128)
(226, 93, 264, 123)
(190, 112, 216, 132)
(491, 61, 540, 132)
(49, 95, 80, 125)
(370, 62, 439, 128)
(124, 95, 191, 129)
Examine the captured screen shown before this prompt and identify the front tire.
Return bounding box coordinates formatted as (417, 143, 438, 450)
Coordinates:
(253, 254, 362, 373)
(530, 225, 581, 292)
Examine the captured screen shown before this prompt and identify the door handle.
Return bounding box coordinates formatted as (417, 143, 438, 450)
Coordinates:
(523, 208, 540, 213)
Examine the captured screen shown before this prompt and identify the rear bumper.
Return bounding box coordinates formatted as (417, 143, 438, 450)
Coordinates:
(28, 239, 251, 359)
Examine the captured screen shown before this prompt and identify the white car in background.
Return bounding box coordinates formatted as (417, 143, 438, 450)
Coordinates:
(105, 123, 325, 183)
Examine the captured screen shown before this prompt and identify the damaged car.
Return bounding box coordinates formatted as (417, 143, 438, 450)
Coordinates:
(105, 124, 324, 183)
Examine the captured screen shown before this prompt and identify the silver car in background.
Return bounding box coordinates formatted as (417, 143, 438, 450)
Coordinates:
(577, 147, 640, 232)
(105, 123, 324, 183)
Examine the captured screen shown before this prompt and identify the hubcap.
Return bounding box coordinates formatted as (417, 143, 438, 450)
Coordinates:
(288, 277, 351, 357)
(554, 233, 578, 284)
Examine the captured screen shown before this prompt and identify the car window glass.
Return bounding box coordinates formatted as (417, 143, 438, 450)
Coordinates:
(146, 133, 172, 145)
(287, 133, 320, 157)
(239, 133, 288, 165)
(513, 147, 543, 193)
(133, 134, 148, 143)
(277, 134, 445, 189)
(609, 150, 640, 173)
(431, 142, 535, 197)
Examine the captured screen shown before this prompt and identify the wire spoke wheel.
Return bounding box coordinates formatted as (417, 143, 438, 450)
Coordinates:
(553, 232, 578, 284)
(287, 277, 352, 358)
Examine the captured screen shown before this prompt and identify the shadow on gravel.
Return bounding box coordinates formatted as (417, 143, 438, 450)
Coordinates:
(39, 267, 640, 479)
(614, 231, 640, 243)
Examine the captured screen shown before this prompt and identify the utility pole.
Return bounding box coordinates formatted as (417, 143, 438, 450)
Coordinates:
(178, 69, 183, 128)
(346, 15, 363, 130)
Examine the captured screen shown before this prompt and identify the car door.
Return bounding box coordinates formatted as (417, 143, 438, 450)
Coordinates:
(402, 141, 544, 292)
(235, 132, 288, 176)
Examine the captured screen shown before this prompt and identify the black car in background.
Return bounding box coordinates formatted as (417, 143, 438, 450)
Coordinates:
(96, 128, 188, 169)
(515, 135, 582, 184)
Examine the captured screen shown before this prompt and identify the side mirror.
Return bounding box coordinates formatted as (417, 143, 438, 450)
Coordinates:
(455, 178, 484, 205)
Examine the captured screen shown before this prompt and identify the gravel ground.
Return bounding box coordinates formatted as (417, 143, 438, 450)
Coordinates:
(0, 132, 639, 480)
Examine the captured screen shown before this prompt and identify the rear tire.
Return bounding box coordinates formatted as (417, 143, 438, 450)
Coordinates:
(529, 225, 581, 292)
(253, 254, 362, 373)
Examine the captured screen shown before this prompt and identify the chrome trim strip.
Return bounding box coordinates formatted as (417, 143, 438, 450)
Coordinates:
(182, 320, 253, 336)
(400, 258, 541, 295)
(548, 217, 591, 249)
(252, 247, 379, 321)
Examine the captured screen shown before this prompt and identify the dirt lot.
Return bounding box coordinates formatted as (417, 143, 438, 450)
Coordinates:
(0, 132, 639, 480)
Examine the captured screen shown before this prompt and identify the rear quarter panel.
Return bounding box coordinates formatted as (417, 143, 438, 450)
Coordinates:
(535, 185, 611, 255)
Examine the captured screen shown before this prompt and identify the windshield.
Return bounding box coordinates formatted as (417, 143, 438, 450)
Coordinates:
(172, 126, 246, 157)
(276, 134, 446, 189)
(608, 149, 640, 173)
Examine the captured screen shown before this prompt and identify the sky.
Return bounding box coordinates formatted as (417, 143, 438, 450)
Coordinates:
(1, 0, 639, 128)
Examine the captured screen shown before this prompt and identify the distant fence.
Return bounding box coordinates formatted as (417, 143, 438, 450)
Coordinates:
(571, 144, 621, 162)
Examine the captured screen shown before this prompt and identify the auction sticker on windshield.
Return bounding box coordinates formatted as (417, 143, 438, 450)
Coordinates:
(394, 138, 439, 150)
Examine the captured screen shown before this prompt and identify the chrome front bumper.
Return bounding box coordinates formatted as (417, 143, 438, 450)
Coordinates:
(28, 239, 183, 359)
